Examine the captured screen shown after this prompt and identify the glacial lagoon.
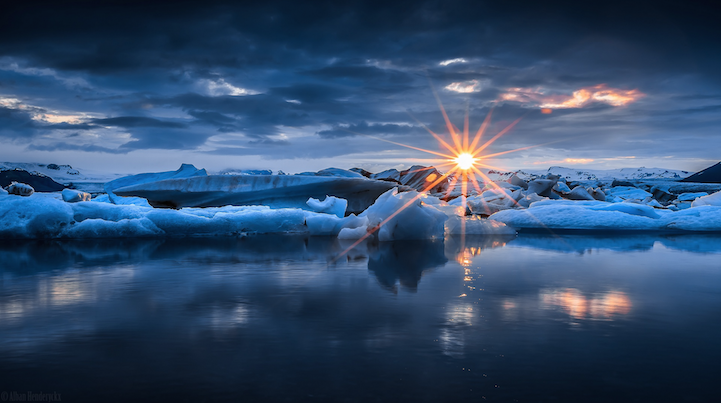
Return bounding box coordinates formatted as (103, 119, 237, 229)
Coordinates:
(1, 234, 720, 402)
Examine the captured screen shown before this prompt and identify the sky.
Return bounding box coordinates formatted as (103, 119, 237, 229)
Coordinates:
(1, 0, 720, 175)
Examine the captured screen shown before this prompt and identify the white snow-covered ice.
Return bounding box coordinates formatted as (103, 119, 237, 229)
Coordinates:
(306, 195, 347, 218)
(691, 190, 721, 207)
(3, 161, 721, 239)
(1, 187, 516, 240)
(677, 192, 708, 202)
(489, 199, 721, 232)
(5, 182, 34, 196)
(62, 189, 91, 203)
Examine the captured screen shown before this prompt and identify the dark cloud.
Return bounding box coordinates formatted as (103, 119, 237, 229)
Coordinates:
(27, 142, 129, 154)
(46, 122, 95, 130)
(90, 116, 186, 128)
(2, 0, 717, 76)
(118, 127, 213, 150)
(0, 0, 719, 170)
(317, 121, 425, 139)
(0, 106, 37, 138)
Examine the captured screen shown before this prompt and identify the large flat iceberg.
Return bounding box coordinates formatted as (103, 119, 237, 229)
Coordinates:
(113, 174, 399, 214)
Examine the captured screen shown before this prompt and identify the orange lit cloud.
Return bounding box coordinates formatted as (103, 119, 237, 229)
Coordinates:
(500, 84, 644, 109)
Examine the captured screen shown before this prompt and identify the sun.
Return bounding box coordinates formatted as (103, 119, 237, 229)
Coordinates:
(455, 153, 476, 170)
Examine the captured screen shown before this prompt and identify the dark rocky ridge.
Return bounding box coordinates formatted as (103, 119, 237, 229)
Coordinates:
(0, 169, 66, 192)
(680, 162, 721, 183)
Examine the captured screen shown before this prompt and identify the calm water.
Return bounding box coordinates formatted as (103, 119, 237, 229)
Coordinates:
(1, 234, 720, 402)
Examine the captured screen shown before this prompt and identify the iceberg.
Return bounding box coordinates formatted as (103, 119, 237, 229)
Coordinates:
(527, 179, 558, 197)
(61, 189, 91, 203)
(0, 187, 466, 241)
(371, 168, 401, 182)
(677, 192, 708, 202)
(306, 195, 348, 218)
(336, 189, 448, 241)
(0, 191, 330, 239)
(566, 186, 595, 201)
(489, 199, 721, 232)
(105, 163, 207, 206)
(367, 165, 447, 193)
(606, 186, 652, 201)
(104, 163, 208, 194)
(5, 182, 34, 196)
(296, 167, 365, 178)
(691, 190, 721, 207)
(113, 174, 399, 214)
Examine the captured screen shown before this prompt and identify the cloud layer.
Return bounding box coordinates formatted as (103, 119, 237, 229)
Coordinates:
(0, 0, 720, 172)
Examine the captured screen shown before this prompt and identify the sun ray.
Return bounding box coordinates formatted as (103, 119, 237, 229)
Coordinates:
(341, 129, 457, 159)
(430, 84, 464, 152)
(472, 117, 523, 157)
(476, 161, 512, 172)
(479, 138, 571, 159)
(444, 175, 460, 200)
(471, 167, 523, 208)
(404, 162, 457, 176)
(469, 108, 493, 152)
(463, 105, 470, 151)
(406, 111, 459, 155)
(452, 123, 463, 148)
(403, 165, 439, 174)
(467, 170, 485, 195)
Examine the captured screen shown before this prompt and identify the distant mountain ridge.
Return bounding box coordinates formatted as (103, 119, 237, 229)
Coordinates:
(481, 166, 692, 182)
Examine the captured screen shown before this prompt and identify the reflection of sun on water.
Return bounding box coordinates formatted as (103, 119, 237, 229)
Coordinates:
(540, 288, 632, 320)
(454, 241, 509, 267)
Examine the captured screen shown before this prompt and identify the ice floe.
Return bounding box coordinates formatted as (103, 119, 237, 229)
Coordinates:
(489, 199, 721, 232)
(605, 186, 652, 202)
(677, 192, 708, 202)
(337, 189, 449, 241)
(61, 189, 91, 203)
(306, 195, 348, 218)
(6, 182, 34, 196)
(691, 190, 721, 207)
(1, 187, 514, 240)
(3, 161, 721, 239)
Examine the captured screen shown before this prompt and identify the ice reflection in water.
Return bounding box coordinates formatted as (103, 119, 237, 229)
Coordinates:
(1, 233, 721, 402)
(366, 239, 447, 292)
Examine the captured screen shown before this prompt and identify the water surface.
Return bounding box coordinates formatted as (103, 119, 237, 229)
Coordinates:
(1, 234, 720, 402)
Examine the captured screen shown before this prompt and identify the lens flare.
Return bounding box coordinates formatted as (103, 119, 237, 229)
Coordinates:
(455, 153, 476, 170)
(331, 87, 547, 263)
